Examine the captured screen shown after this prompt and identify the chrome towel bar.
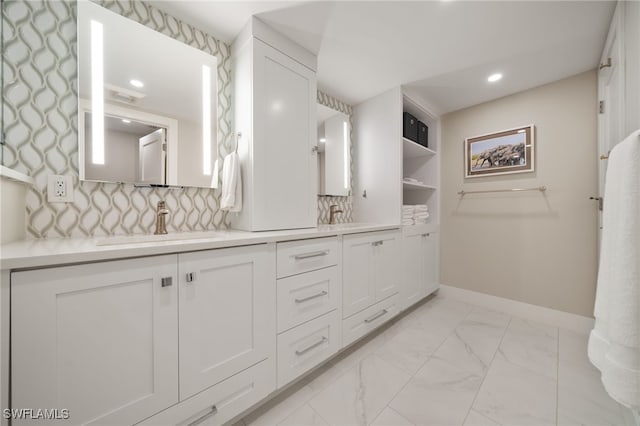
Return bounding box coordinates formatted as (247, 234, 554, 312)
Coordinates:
(458, 186, 546, 196)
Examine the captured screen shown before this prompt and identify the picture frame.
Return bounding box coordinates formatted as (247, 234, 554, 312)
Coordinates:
(465, 125, 535, 178)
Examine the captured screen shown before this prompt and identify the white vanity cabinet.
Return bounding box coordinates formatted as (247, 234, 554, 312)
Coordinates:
(275, 237, 342, 388)
(232, 18, 318, 231)
(178, 244, 276, 400)
(10, 244, 277, 426)
(401, 230, 440, 310)
(6, 227, 414, 425)
(11, 255, 179, 426)
(342, 230, 401, 319)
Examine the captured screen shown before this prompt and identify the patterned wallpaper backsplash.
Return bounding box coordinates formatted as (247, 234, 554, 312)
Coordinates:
(2, 0, 353, 238)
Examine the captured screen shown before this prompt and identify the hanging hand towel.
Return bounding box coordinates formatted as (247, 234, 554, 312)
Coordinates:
(588, 129, 640, 411)
(220, 152, 242, 212)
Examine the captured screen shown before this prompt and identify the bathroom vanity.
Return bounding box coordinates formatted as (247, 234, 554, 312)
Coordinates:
(1, 224, 439, 425)
(0, 2, 441, 425)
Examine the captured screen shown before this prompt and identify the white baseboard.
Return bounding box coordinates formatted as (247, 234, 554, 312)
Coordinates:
(438, 284, 595, 335)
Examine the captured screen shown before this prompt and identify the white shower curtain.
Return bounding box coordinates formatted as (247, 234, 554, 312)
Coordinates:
(588, 129, 640, 411)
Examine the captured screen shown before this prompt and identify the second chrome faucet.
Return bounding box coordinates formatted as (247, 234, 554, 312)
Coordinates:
(154, 201, 170, 235)
(329, 204, 343, 225)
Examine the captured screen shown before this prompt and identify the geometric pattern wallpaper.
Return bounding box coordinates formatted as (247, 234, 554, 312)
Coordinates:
(316, 90, 354, 224)
(2, 0, 232, 238)
(2, 0, 353, 238)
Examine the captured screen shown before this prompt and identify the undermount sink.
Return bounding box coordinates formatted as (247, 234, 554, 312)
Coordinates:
(318, 222, 372, 231)
(96, 230, 225, 246)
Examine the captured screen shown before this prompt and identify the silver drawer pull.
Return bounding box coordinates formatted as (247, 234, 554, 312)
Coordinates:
(295, 336, 328, 356)
(364, 309, 388, 323)
(371, 240, 384, 246)
(187, 405, 217, 426)
(295, 290, 328, 304)
(293, 250, 330, 260)
(161, 277, 173, 287)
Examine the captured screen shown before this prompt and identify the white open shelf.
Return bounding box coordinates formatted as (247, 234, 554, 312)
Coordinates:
(403, 137, 436, 158)
(402, 93, 439, 226)
(403, 181, 436, 191)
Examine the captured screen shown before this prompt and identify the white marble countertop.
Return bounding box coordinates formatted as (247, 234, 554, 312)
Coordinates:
(0, 223, 404, 270)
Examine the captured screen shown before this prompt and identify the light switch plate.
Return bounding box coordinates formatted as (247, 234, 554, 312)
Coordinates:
(47, 175, 74, 203)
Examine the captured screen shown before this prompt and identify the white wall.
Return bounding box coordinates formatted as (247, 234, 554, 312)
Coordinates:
(624, 0, 640, 136)
(441, 71, 598, 317)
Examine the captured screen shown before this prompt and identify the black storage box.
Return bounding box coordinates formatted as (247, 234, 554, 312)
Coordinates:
(417, 121, 429, 147)
(403, 112, 418, 142)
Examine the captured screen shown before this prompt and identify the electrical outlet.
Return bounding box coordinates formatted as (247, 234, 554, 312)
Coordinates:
(47, 175, 74, 203)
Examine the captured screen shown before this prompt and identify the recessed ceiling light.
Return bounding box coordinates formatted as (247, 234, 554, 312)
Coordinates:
(129, 79, 144, 88)
(319, 138, 326, 143)
(122, 119, 131, 124)
(488, 73, 503, 83)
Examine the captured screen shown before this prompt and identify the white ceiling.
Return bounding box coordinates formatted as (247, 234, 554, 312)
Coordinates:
(152, 1, 615, 114)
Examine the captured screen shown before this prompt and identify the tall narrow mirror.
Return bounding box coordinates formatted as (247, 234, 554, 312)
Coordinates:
(317, 104, 350, 196)
(77, 1, 218, 188)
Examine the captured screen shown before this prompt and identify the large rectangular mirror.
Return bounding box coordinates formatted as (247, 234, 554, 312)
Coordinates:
(77, 1, 218, 188)
(317, 103, 350, 196)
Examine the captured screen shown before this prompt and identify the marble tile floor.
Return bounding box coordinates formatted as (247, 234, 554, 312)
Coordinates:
(235, 294, 634, 426)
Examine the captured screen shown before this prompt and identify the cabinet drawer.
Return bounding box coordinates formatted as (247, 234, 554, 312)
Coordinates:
(342, 294, 400, 348)
(138, 358, 275, 426)
(277, 266, 340, 332)
(277, 310, 341, 388)
(277, 237, 339, 278)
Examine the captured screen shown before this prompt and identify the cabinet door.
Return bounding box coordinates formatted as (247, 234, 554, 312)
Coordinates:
(178, 244, 276, 400)
(252, 38, 317, 230)
(342, 233, 375, 318)
(373, 232, 401, 302)
(11, 256, 178, 426)
(423, 232, 440, 296)
(402, 234, 423, 310)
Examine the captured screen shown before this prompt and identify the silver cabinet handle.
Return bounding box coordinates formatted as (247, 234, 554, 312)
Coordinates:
(293, 250, 329, 260)
(421, 233, 430, 237)
(295, 336, 328, 356)
(161, 277, 173, 287)
(364, 309, 388, 323)
(187, 405, 217, 426)
(186, 272, 195, 283)
(295, 290, 328, 304)
(371, 240, 384, 246)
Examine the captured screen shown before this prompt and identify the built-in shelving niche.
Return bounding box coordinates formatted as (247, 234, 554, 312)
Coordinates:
(402, 95, 439, 227)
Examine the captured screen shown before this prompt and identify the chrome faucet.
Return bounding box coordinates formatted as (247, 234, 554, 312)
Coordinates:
(154, 201, 169, 235)
(329, 204, 343, 225)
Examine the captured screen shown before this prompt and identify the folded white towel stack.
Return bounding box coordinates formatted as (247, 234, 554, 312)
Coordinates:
(402, 205, 415, 225)
(220, 152, 242, 212)
(402, 204, 429, 225)
(588, 129, 640, 411)
(414, 204, 430, 224)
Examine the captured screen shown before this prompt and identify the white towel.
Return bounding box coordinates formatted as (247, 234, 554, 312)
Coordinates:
(220, 152, 242, 212)
(588, 129, 640, 411)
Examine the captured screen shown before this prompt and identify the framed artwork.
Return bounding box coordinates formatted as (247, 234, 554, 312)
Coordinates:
(465, 125, 535, 178)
